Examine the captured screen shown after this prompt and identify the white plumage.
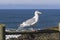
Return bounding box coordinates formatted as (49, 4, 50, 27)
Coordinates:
(16, 10, 42, 31)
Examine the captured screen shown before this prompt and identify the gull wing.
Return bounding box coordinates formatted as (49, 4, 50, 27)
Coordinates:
(24, 18, 36, 25)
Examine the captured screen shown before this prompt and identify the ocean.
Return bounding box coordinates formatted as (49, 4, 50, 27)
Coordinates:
(0, 9, 60, 30)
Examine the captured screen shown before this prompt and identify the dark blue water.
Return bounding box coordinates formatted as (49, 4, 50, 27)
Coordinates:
(0, 9, 60, 29)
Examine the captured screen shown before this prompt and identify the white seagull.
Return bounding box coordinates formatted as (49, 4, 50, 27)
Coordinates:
(16, 10, 42, 31)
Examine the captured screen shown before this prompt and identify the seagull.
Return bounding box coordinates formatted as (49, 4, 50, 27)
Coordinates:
(16, 10, 42, 31)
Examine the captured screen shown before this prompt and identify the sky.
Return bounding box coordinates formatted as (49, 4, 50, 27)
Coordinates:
(0, 0, 60, 9)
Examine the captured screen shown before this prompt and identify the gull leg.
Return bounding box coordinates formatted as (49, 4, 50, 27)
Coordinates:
(32, 25, 37, 31)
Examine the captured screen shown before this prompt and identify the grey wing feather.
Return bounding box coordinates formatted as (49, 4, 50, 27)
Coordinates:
(25, 18, 35, 25)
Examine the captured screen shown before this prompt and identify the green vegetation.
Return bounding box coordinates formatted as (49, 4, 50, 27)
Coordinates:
(44, 27, 59, 31)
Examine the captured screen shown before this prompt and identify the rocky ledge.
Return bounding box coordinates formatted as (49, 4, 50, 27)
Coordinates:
(6, 27, 59, 40)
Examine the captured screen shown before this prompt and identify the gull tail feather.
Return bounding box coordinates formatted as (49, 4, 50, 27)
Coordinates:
(16, 24, 24, 31)
(16, 27, 24, 31)
(20, 24, 25, 27)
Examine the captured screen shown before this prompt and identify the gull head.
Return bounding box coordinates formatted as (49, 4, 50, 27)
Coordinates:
(35, 10, 42, 15)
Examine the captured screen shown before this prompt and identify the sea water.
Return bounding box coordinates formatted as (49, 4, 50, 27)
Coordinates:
(0, 9, 60, 30)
